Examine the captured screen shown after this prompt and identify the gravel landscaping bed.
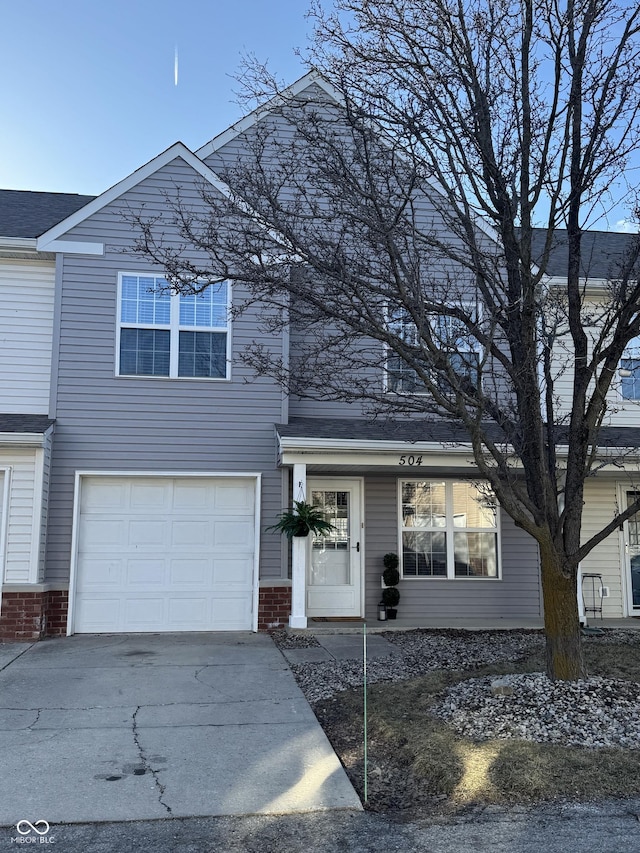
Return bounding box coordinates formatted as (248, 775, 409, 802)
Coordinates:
(431, 672, 640, 749)
(280, 628, 640, 814)
(285, 628, 640, 746)
(289, 629, 546, 703)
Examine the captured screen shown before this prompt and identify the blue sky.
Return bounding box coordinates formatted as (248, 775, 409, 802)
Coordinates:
(1, 1, 636, 230)
(0, 0, 309, 195)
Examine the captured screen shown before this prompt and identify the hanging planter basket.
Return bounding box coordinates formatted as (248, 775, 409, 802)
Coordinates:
(266, 500, 336, 540)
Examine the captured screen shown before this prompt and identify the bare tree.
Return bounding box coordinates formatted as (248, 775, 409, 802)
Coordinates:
(131, 0, 640, 680)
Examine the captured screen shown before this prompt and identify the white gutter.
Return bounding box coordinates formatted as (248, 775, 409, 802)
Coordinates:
(277, 435, 475, 454)
(0, 432, 51, 448)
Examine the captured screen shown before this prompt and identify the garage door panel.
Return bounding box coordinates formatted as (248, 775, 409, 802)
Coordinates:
(75, 598, 122, 631)
(128, 519, 170, 548)
(168, 597, 209, 627)
(130, 482, 172, 511)
(173, 482, 214, 510)
(74, 476, 257, 633)
(124, 596, 165, 629)
(213, 520, 255, 547)
(211, 594, 253, 630)
(125, 559, 169, 586)
(171, 519, 212, 547)
(168, 559, 211, 585)
(79, 518, 127, 548)
(214, 484, 255, 512)
(81, 480, 127, 511)
(76, 558, 123, 590)
(212, 558, 255, 588)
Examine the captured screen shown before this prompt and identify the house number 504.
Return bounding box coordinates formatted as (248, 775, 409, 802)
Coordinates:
(399, 455, 423, 466)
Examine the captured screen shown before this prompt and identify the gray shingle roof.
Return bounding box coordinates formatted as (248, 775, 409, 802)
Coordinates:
(531, 228, 639, 279)
(277, 417, 640, 450)
(277, 417, 499, 444)
(0, 190, 95, 239)
(0, 414, 55, 433)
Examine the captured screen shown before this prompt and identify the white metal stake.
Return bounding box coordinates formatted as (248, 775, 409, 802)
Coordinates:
(363, 621, 368, 804)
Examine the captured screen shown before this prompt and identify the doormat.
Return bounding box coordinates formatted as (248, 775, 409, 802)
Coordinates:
(310, 617, 366, 622)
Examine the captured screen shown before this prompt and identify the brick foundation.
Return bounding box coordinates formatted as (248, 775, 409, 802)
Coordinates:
(258, 585, 292, 631)
(1, 585, 287, 638)
(44, 590, 69, 637)
(0, 589, 69, 641)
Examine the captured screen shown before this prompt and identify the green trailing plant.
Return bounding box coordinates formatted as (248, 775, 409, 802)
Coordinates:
(266, 500, 335, 540)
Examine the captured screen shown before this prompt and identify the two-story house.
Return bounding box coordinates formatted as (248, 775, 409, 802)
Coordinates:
(1, 73, 638, 640)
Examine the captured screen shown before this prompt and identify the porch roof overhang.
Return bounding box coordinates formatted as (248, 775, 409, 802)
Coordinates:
(0, 415, 55, 447)
(276, 418, 640, 473)
(276, 417, 478, 471)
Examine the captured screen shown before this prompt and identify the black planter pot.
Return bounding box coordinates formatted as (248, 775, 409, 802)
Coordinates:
(386, 608, 398, 620)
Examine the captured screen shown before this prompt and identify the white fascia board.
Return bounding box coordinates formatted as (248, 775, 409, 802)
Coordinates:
(0, 433, 49, 447)
(196, 71, 333, 158)
(42, 240, 104, 255)
(0, 237, 37, 251)
(36, 143, 239, 250)
(546, 275, 609, 291)
(279, 435, 474, 454)
(36, 142, 291, 257)
(554, 444, 640, 464)
(278, 435, 479, 469)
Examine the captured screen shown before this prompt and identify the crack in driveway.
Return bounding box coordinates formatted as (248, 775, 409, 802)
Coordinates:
(132, 706, 172, 815)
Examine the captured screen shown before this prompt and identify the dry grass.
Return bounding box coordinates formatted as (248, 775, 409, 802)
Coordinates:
(313, 641, 640, 816)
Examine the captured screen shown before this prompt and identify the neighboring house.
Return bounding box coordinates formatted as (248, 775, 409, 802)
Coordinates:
(0, 191, 93, 638)
(0, 74, 638, 640)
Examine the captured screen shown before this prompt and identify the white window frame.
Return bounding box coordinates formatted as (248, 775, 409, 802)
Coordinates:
(384, 304, 482, 394)
(116, 272, 232, 380)
(619, 334, 640, 401)
(398, 479, 501, 580)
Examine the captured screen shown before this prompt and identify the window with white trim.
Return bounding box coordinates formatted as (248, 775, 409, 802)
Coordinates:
(400, 480, 499, 578)
(620, 335, 640, 400)
(385, 307, 480, 393)
(117, 273, 230, 379)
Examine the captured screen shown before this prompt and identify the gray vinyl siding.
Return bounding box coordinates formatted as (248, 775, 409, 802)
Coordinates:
(46, 157, 287, 585)
(208, 95, 514, 425)
(363, 475, 541, 621)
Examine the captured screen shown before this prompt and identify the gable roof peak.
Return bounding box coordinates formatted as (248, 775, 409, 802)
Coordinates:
(196, 70, 342, 159)
(35, 142, 235, 251)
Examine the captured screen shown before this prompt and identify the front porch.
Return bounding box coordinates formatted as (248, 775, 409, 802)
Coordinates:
(278, 420, 542, 631)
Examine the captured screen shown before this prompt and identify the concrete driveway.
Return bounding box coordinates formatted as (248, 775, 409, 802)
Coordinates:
(0, 633, 361, 825)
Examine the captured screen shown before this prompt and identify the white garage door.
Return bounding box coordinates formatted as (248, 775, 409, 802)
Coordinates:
(73, 476, 257, 633)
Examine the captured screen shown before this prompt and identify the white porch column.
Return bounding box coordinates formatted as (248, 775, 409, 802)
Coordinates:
(289, 462, 308, 629)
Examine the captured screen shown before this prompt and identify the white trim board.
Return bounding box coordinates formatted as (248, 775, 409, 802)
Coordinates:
(37, 144, 240, 250)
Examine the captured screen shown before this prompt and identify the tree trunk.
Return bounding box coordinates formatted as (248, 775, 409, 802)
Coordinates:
(539, 546, 586, 681)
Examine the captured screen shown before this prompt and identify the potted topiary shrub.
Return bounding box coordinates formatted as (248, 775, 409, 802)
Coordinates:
(381, 552, 400, 619)
(266, 500, 335, 540)
(381, 586, 400, 619)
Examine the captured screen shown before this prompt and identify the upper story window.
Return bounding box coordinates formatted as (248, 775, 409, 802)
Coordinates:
(400, 480, 499, 579)
(385, 307, 480, 393)
(620, 335, 640, 400)
(117, 273, 230, 379)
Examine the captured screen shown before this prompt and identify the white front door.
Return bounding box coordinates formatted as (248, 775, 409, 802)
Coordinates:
(624, 490, 640, 614)
(306, 478, 363, 617)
